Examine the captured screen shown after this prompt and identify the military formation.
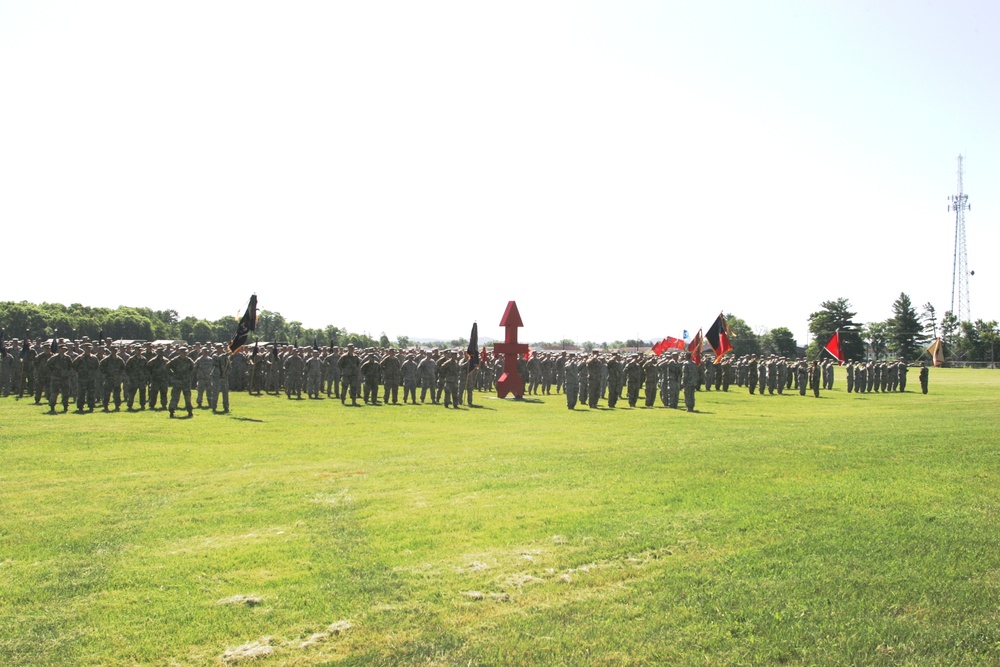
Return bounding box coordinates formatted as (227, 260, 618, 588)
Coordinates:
(0, 335, 931, 417)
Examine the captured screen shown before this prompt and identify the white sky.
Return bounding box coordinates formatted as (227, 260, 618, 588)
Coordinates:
(2, 1, 997, 345)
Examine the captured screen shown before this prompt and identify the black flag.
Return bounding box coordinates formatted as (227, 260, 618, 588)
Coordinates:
(229, 294, 258, 353)
(466, 322, 479, 375)
(50, 329, 59, 353)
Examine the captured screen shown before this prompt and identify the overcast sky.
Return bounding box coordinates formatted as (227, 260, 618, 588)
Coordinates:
(2, 1, 997, 345)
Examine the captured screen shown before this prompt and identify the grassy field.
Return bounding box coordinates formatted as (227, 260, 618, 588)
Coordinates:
(1, 369, 998, 666)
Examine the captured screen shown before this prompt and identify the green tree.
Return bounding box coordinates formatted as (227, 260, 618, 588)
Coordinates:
(940, 311, 960, 360)
(766, 326, 797, 358)
(256, 310, 286, 341)
(103, 308, 155, 341)
(0, 302, 46, 336)
(922, 302, 938, 339)
(807, 298, 864, 360)
(396, 335, 411, 349)
(978, 320, 1000, 368)
(886, 292, 926, 361)
(864, 321, 889, 360)
(379, 332, 391, 348)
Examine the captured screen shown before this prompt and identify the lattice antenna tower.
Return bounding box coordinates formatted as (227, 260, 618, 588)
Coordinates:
(948, 154, 971, 323)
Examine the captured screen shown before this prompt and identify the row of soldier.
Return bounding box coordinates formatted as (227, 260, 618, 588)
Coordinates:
(1, 337, 929, 417)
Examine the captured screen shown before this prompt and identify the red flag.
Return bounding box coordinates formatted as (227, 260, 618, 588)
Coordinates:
(665, 336, 685, 350)
(823, 330, 845, 363)
(480, 345, 488, 365)
(652, 339, 666, 356)
(705, 313, 733, 361)
(687, 329, 703, 365)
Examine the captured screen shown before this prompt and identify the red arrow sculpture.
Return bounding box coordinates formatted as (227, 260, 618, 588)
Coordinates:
(493, 301, 529, 399)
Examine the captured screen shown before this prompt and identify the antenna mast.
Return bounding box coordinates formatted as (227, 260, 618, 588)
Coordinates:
(948, 155, 971, 323)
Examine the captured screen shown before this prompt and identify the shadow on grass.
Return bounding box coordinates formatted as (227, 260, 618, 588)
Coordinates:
(231, 416, 265, 423)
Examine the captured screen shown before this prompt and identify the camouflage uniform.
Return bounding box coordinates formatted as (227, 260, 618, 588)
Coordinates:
(46, 348, 73, 412)
(194, 350, 215, 408)
(284, 350, 305, 400)
(304, 351, 323, 399)
(586, 354, 603, 408)
(624, 355, 643, 407)
(167, 350, 195, 417)
(100, 350, 126, 411)
(380, 350, 401, 404)
(213, 351, 232, 411)
(564, 356, 581, 409)
(681, 356, 699, 412)
(417, 352, 437, 404)
(147, 350, 169, 409)
(401, 354, 419, 403)
(642, 358, 658, 407)
(338, 347, 362, 405)
(73, 348, 100, 411)
(439, 351, 461, 408)
(125, 349, 149, 410)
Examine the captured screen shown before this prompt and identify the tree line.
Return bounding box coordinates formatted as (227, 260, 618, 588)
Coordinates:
(1, 297, 995, 363)
(806, 294, 999, 364)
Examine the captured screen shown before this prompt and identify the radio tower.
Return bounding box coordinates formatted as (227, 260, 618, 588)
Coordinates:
(948, 155, 971, 323)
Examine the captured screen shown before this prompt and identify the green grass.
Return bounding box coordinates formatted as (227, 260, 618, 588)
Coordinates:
(1, 370, 998, 665)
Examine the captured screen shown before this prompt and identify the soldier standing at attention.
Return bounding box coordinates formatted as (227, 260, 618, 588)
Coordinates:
(642, 355, 658, 407)
(586, 352, 603, 409)
(325, 347, 342, 398)
(417, 350, 437, 404)
(194, 347, 215, 408)
(360, 350, 381, 404)
(809, 361, 821, 398)
(284, 347, 306, 400)
(100, 346, 126, 411)
(33, 343, 52, 405)
(439, 350, 461, 408)
(624, 354, 643, 407)
(338, 344, 361, 405)
(401, 352, 419, 404)
(304, 348, 323, 400)
(606, 352, 623, 408)
(147, 347, 169, 410)
(125, 346, 149, 410)
(564, 354, 581, 409)
(665, 353, 682, 408)
(681, 353, 699, 412)
(797, 361, 808, 396)
(918, 362, 929, 394)
(380, 348, 402, 405)
(46, 344, 73, 413)
(213, 347, 233, 412)
(166, 347, 195, 418)
(73, 343, 100, 412)
(747, 355, 758, 395)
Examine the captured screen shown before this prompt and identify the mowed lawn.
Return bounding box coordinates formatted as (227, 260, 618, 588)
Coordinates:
(1, 368, 998, 666)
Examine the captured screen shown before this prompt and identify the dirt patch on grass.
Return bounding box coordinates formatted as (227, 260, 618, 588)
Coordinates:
(217, 594, 263, 607)
(222, 637, 273, 663)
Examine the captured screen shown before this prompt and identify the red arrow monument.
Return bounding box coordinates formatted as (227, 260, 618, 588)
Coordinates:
(493, 300, 529, 399)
